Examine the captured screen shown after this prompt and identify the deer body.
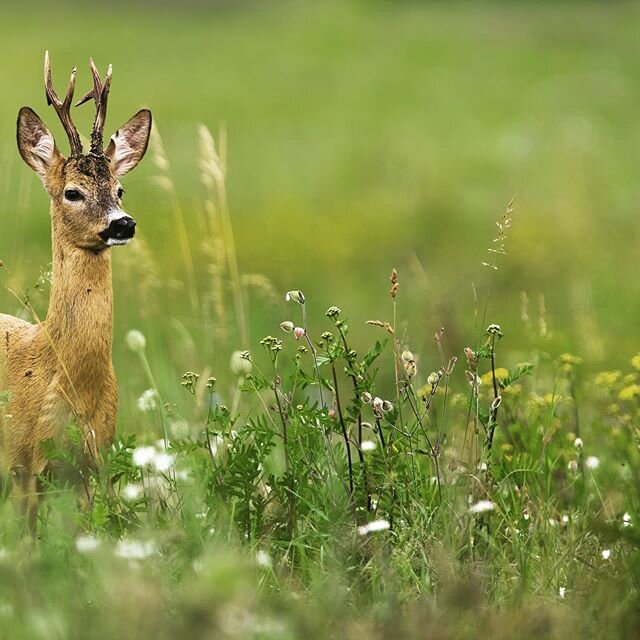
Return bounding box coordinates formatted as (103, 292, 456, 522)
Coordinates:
(0, 53, 151, 519)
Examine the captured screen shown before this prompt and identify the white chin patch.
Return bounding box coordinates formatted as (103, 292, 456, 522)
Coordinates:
(106, 237, 132, 247)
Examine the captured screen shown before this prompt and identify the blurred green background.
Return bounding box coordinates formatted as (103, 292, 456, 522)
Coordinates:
(1, 0, 639, 421)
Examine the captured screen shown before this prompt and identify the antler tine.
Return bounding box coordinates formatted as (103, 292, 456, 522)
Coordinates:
(76, 57, 112, 156)
(43, 51, 83, 156)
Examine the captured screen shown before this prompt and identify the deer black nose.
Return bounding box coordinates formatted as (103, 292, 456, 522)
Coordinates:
(99, 215, 137, 244)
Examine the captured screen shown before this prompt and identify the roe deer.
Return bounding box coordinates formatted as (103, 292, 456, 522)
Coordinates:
(0, 52, 152, 524)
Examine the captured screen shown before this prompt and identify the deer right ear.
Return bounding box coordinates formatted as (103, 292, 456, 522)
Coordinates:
(17, 107, 60, 177)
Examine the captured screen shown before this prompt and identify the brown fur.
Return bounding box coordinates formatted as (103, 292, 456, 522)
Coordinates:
(1, 72, 151, 524)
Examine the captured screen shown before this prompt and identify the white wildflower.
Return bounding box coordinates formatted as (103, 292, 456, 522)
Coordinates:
(361, 440, 377, 452)
(285, 290, 305, 304)
(153, 452, 175, 473)
(230, 350, 252, 377)
(358, 519, 391, 536)
(256, 550, 272, 568)
(122, 483, 143, 501)
(574, 437, 584, 449)
(559, 586, 566, 599)
(125, 329, 146, 353)
(137, 389, 158, 412)
(601, 549, 611, 560)
(115, 539, 157, 560)
(585, 456, 600, 470)
(623, 512, 632, 527)
(75, 535, 101, 554)
(469, 500, 495, 514)
(132, 446, 157, 467)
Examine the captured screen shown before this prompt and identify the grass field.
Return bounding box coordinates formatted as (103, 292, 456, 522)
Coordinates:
(1, 1, 640, 638)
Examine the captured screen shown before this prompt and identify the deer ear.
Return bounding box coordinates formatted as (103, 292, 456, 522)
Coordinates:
(105, 109, 152, 178)
(17, 107, 60, 177)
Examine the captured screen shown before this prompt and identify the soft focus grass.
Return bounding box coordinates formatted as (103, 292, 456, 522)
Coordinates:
(2, 1, 640, 638)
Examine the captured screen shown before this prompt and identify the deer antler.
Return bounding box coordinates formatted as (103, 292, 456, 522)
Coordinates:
(44, 50, 83, 157)
(76, 58, 112, 156)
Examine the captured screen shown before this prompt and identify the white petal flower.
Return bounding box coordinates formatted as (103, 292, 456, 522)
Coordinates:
(469, 500, 495, 514)
(153, 452, 175, 473)
(585, 456, 600, 470)
(601, 549, 611, 560)
(137, 389, 158, 412)
(122, 483, 143, 501)
(358, 519, 390, 536)
(559, 586, 566, 599)
(574, 437, 584, 449)
(132, 446, 157, 467)
(623, 512, 632, 527)
(256, 550, 272, 568)
(361, 440, 377, 452)
(230, 350, 253, 376)
(126, 329, 146, 353)
(115, 539, 157, 560)
(75, 535, 101, 554)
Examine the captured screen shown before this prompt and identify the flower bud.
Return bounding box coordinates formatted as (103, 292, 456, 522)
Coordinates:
(372, 397, 384, 413)
(401, 350, 414, 362)
(294, 327, 305, 340)
(285, 290, 305, 304)
(574, 437, 584, 449)
(280, 321, 294, 333)
(427, 372, 440, 386)
(382, 400, 393, 413)
(567, 459, 578, 472)
(361, 392, 373, 404)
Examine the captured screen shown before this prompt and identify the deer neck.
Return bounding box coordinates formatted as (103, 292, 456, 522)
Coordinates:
(45, 216, 114, 371)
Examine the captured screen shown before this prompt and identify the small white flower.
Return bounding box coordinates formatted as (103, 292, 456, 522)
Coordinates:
(153, 452, 175, 473)
(567, 460, 578, 472)
(358, 519, 391, 536)
(574, 437, 584, 449)
(561, 514, 569, 524)
(623, 512, 632, 527)
(115, 539, 157, 560)
(559, 586, 566, 599)
(601, 549, 611, 560)
(132, 446, 157, 467)
(122, 483, 143, 501)
(361, 440, 377, 452)
(126, 329, 146, 353)
(256, 550, 272, 568)
(230, 350, 252, 377)
(585, 456, 600, 470)
(75, 535, 101, 554)
(209, 435, 224, 457)
(469, 500, 495, 514)
(372, 397, 384, 413)
(137, 389, 158, 412)
(548, 518, 558, 527)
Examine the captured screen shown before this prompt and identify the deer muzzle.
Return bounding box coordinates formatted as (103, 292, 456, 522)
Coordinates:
(99, 212, 137, 246)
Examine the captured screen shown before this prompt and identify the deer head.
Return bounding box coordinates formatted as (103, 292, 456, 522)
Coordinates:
(16, 52, 152, 252)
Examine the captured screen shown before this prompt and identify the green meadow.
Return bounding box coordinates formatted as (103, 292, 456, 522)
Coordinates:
(1, 1, 640, 638)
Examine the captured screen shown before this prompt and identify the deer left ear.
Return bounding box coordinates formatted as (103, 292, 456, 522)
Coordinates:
(105, 109, 152, 178)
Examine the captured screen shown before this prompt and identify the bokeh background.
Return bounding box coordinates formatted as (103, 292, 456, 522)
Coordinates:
(1, 0, 639, 423)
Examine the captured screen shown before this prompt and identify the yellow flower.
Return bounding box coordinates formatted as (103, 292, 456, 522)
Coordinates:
(631, 353, 640, 372)
(480, 368, 509, 385)
(618, 385, 640, 402)
(594, 370, 622, 389)
(623, 373, 638, 385)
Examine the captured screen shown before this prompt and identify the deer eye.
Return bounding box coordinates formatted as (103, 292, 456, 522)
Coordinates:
(64, 189, 84, 202)
(117, 187, 124, 199)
